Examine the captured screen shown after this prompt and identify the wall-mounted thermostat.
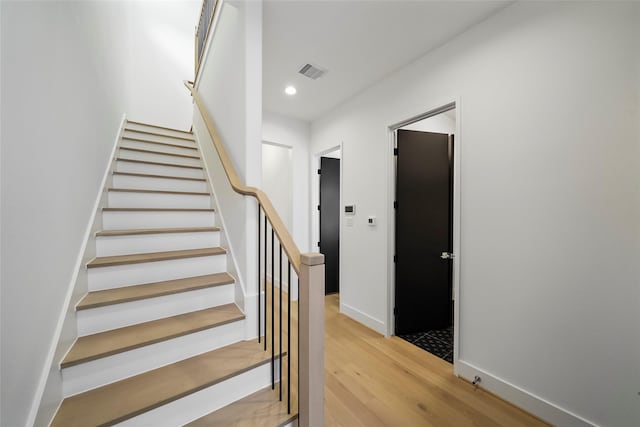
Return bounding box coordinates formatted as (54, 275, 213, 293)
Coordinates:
(367, 216, 376, 226)
(344, 205, 355, 215)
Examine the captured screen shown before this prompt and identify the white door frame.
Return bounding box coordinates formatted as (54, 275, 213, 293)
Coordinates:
(311, 144, 343, 294)
(386, 99, 462, 374)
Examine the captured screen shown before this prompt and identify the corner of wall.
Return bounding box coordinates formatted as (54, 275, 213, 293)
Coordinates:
(191, 109, 257, 341)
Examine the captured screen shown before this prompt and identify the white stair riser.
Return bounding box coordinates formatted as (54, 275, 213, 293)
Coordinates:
(123, 129, 194, 145)
(102, 210, 215, 230)
(107, 191, 211, 209)
(119, 149, 202, 167)
(88, 255, 227, 291)
(61, 320, 245, 397)
(116, 160, 204, 179)
(96, 231, 220, 256)
(116, 359, 279, 427)
(76, 284, 235, 336)
(121, 140, 198, 157)
(112, 174, 208, 193)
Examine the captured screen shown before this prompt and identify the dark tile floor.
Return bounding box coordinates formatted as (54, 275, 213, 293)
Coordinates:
(398, 326, 453, 363)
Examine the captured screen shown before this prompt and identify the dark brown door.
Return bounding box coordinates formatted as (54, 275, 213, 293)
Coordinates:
(320, 157, 340, 294)
(395, 130, 453, 334)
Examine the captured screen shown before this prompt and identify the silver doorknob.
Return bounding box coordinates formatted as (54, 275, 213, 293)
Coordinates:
(441, 252, 455, 259)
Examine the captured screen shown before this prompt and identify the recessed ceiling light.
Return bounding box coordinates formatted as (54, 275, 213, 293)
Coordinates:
(284, 85, 297, 96)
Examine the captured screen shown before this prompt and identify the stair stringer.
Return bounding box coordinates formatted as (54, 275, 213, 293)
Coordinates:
(38, 117, 274, 427)
(192, 113, 259, 341)
(30, 114, 127, 427)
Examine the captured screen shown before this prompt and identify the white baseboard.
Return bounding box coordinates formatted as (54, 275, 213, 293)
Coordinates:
(456, 360, 596, 427)
(27, 114, 127, 427)
(340, 302, 386, 336)
(243, 292, 258, 340)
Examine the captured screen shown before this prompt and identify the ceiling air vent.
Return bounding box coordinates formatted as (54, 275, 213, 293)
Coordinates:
(298, 63, 327, 80)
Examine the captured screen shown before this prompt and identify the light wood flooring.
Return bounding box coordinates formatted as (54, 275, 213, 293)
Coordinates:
(324, 293, 549, 427)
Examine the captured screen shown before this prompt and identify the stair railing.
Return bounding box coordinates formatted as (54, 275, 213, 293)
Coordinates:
(194, 0, 219, 79)
(184, 80, 325, 427)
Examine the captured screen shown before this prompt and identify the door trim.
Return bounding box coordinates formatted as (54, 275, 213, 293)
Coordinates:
(312, 144, 343, 293)
(386, 99, 462, 375)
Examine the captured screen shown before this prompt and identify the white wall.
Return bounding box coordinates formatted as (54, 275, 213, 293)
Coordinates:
(310, 2, 640, 426)
(262, 111, 311, 253)
(125, 1, 200, 130)
(262, 143, 293, 229)
(1, 2, 129, 426)
(261, 111, 311, 300)
(261, 143, 293, 298)
(0, 18, 3, 415)
(195, 0, 262, 325)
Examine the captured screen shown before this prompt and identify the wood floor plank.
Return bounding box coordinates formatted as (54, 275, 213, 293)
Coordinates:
(107, 187, 210, 196)
(323, 294, 550, 426)
(103, 207, 214, 212)
(122, 136, 197, 150)
(116, 157, 203, 169)
(125, 120, 192, 135)
(61, 304, 244, 368)
(186, 386, 297, 427)
(119, 146, 201, 159)
(95, 226, 219, 237)
(53, 290, 550, 426)
(112, 171, 206, 182)
(86, 247, 225, 268)
(53, 341, 275, 427)
(77, 272, 234, 310)
(124, 127, 195, 141)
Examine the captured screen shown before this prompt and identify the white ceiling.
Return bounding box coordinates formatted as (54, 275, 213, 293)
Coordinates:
(263, 0, 510, 122)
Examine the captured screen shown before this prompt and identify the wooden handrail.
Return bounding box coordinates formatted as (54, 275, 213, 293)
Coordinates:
(184, 80, 302, 274)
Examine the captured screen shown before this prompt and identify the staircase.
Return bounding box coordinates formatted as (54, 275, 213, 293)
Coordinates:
(51, 121, 297, 427)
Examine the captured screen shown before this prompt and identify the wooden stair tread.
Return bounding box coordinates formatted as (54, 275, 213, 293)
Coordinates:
(87, 247, 226, 268)
(116, 157, 203, 169)
(96, 226, 219, 237)
(77, 273, 234, 310)
(53, 340, 275, 427)
(103, 207, 214, 212)
(126, 120, 192, 135)
(186, 386, 298, 427)
(124, 128, 196, 142)
(61, 304, 244, 368)
(107, 187, 210, 196)
(112, 171, 206, 181)
(122, 136, 197, 150)
(119, 146, 201, 159)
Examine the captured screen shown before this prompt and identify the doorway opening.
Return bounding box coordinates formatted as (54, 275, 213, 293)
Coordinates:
(261, 141, 295, 297)
(390, 105, 459, 365)
(312, 146, 341, 295)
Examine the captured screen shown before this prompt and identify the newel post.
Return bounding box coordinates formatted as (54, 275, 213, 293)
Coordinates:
(298, 253, 325, 427)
